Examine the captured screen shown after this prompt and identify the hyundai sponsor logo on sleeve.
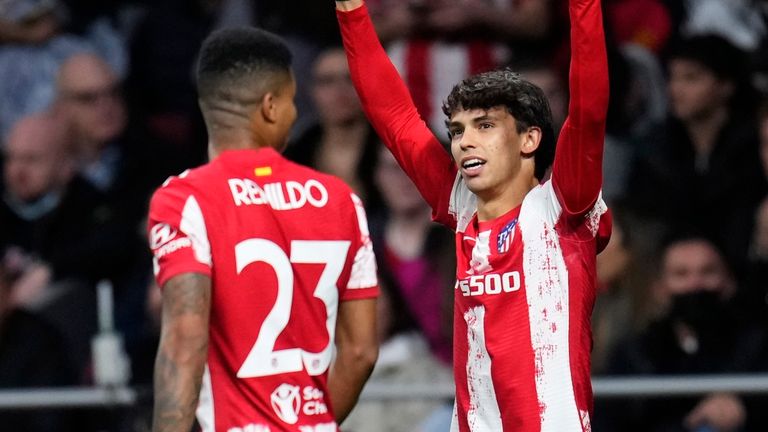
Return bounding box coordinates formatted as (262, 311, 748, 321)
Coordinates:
(150, 223, 193, 259)
(150, 223, 177, 249)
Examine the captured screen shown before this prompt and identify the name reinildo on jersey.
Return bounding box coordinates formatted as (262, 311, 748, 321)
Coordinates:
(229, 178, 329, 210)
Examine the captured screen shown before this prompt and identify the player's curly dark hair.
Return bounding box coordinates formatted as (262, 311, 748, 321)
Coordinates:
(196, 27, 292, 105)
(442, 68, 555, 181)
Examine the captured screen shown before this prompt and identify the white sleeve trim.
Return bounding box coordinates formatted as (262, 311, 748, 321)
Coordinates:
(180, 195, 212, 266)
(348, 194, 377, 289)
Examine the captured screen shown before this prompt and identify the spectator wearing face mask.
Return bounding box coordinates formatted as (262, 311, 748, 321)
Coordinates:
(596, 233, 768, 432)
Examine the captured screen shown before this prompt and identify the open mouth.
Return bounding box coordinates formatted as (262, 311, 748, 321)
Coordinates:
(462, 158, 486, 171)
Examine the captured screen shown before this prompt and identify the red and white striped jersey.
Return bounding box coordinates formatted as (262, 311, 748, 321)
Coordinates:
(338, 0, 610, 429)
(148, 147, 378, 432)
(447, 180, 609, 431)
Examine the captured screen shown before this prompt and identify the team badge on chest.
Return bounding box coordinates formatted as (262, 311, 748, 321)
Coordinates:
(497, 218, 518, 254)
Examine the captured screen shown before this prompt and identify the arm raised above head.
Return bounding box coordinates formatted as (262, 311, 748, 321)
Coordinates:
(551, 0, 609, 216)
(335, 0, 458, 227)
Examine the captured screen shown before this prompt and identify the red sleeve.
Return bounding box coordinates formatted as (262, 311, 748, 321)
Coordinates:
(147, 179, 212, 288)
(337, 5, 458, 228)
(551, 0, 609, 216)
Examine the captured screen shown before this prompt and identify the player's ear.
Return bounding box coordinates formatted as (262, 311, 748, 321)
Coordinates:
(261, 92, 278, 123)
(520, 126, 541, 155)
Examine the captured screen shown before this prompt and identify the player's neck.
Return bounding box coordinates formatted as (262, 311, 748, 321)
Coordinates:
(476, 175, 539, 222)
(208, 128, 275, 158)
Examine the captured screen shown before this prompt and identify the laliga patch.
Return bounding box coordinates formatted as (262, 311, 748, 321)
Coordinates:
(254, 166, 273, 176)
(497, 218, 518, 254)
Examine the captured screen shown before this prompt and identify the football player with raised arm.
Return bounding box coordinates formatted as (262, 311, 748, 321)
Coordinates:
(335, 0, 610, 430)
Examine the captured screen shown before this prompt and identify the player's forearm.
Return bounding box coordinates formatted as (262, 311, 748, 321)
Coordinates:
(336, 3, 458, 223)
(152, 273, 211, 432)
(327, 345, 378, 423)
(336, 3, 424, 149)
(567, 0, 608, 125)
(551, 0, 608, 215)
(152, 331, 208, 432)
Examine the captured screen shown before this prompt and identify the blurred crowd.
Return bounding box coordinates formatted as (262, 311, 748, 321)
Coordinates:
(0, 0, 767, 431)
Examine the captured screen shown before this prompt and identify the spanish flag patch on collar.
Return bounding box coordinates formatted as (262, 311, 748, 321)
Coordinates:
(254, 166, 272, 177)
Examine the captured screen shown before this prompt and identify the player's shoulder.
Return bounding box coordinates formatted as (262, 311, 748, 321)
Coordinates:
(149, 164, 214, 208)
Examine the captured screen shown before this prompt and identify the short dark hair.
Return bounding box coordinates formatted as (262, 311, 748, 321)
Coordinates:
(659, 230, 725, 263)
(667, 34, 746, 83)
(667, 33, 759, 111)
(196, 27, 292, 105)
(442, 68, 555, 180)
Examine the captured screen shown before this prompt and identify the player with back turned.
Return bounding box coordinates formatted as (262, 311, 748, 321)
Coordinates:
(147, 27, 379, 432)
(335, 0, 611, 430)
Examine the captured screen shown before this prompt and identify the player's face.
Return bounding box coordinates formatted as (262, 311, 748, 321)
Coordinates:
(448, 107, 530, 200)
(668, 59, 732, 122)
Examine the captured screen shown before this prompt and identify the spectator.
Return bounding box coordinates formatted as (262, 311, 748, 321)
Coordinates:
(1, 111, 73, 284)
(0, 0, 91, 141)
(601, 38, 667, 203)
(368, 144, 454, 365)
(627, 34, 766, 275)
(599, 234, 768, 432)
(0, 111, 143, 380)
(55, 51, 156, 346)
(55, 52, 155, 208)
(284, 46, 380, 207)
(591, 204, 655, 374)
(0, 255, 80, 432)
(0, 0, 126, 142)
